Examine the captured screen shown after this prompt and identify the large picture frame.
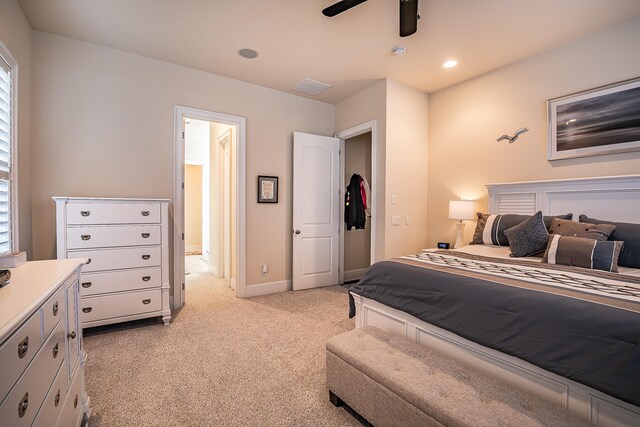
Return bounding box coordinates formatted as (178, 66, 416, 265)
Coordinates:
(547, 77, 640, 160)
(257, 175, 278, 203)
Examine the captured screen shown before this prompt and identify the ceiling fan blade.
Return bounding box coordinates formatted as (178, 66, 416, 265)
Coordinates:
(322, 0, 368, 17)
(399, 0, 419, 37)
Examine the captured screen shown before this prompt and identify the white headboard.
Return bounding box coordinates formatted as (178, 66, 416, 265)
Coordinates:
(486, 175, 640, 223)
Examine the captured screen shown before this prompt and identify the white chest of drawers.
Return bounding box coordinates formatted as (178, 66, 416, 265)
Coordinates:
(54, 197, 171, 328)
(0, 259, 90, 427)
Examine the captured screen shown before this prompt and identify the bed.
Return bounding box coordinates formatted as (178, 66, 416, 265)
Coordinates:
(349, 175, 640, 426)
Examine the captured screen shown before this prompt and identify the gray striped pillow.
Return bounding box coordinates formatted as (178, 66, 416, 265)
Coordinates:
(542, 234, 623, 272)
(471, 212, 572, 246)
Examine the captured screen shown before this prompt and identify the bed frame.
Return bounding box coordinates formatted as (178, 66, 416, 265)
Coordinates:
(352, 175, 640, 426)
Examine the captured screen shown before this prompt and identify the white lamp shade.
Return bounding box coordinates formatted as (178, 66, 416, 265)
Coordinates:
(448, 200, 475, 221)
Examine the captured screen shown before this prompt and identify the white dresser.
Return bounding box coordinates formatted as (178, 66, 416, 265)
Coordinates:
(0, 259, 90, 427)
(53, 197, 171, 328)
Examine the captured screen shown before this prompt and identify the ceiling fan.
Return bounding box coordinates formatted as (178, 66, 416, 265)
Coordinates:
(322, 0, 420, 37)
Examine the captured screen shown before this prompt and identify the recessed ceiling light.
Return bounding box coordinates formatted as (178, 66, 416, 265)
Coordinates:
(238, 48, 258, 59)
(443, 60, 458, 68)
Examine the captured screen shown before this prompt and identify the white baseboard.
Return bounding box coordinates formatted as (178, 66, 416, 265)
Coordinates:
(208, 265, 218, 277)
(245, 279, 291, 297)
(230, 277, 236, 291)
(344, 268, 369, 282)
(186, 245, 202, 252)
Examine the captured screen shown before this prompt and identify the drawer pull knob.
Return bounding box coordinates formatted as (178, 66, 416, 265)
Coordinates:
(82, 307, 92, 313)
(82, 282, 92, 288)
(18, 392, 29, 418)
(53, 343, 59, 358)
(141, 210, 150, 216)
(74, 395, 78, 409)
(53, 301, 59, 316)
(81, 234, 91, 241)
(54, 389, 60, 407)
(68, 331, 77, 339)
(86, 258, 92, 264)
(80, 210, 90, 217)
(17, 336, 29, 359)
(141, 233, 150, 238)
(142, 276, 151, 282)
(142, 255, 151, 260)
(143, 299, 151, 305)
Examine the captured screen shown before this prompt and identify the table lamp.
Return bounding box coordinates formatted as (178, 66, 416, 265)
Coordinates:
(448, 200, 475, 249)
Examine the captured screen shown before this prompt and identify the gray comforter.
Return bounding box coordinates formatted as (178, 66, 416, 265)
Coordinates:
(348, 251, 640, 407)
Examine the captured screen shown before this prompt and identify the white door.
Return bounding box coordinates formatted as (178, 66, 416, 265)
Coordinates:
(293, 132, 340, 290)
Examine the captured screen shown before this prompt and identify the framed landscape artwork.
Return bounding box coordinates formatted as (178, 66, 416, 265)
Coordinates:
(547, 77, 640, 160)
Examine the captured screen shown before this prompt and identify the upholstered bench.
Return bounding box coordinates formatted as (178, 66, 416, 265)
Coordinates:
(326, 326, 590, 427)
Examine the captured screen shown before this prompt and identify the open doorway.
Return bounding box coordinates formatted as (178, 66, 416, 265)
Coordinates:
(336, 120, 378, 285)
(174, 106, 247, 308)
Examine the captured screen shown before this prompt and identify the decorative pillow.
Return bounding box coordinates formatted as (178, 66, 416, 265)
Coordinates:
(504, 211, 549, 257)
(471, 212, 572, 246)
(542, 234, 623, 272)
(549, 218, 615, 241)
(579, 215, 640, 269)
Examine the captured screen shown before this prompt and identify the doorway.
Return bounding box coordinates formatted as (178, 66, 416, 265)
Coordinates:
(174, 106, 247, 308)
(336, 120, 377, 285)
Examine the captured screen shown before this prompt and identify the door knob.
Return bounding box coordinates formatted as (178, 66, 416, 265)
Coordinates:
(294, 230, 301, 235)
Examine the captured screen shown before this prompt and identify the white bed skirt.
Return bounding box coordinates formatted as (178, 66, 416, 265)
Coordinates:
(351, 292, 640, 426)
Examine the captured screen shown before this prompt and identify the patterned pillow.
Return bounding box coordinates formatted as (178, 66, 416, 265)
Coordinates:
(471, 212, 572, 246)
(504, 211, 549, 257)
(542, 234, 623, 272)
(549, 218, 615, 241)
(579, 215, 640, 269)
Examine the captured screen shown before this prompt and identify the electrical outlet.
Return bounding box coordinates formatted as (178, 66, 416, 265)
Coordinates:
(391, 216, 400, 226)
(261, 264, 268, 275)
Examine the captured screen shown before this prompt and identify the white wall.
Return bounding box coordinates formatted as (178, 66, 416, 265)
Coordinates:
(30, 31, 335, 289)
(0, 0, 31, 258)
(427, 18, 640, 248)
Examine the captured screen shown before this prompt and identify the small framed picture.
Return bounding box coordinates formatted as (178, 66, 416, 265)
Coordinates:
(258, 176, 278, 203)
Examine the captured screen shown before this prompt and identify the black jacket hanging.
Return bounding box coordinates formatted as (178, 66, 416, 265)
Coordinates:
(345, 173, 366, 230)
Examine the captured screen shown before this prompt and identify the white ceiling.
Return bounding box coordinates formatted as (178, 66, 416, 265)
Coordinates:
(17, 0, 640, 104)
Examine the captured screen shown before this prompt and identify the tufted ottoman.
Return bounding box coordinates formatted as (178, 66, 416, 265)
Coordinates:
(326, 326, 590, 427)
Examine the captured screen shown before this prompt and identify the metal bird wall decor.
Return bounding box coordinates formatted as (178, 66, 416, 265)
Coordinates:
(496, 127, 529, 143)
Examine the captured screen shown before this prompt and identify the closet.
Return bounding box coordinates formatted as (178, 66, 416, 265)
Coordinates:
(343, 131, 372, 283)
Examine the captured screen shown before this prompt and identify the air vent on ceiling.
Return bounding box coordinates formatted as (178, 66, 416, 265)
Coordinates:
(291, 78, 332, 96)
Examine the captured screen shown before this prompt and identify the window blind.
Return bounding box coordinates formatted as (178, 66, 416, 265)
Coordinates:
(0, 54, 12, 254)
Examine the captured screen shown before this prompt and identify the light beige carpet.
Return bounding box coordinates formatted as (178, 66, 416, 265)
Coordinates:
(83, 257, 358, 426)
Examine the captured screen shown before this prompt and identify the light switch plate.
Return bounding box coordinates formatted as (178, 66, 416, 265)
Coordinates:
(391, 194, 397, 204)
(391, 216, 400, 226)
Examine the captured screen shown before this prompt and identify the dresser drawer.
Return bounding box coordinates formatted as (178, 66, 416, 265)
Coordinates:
(66, 224, 161, 249)
(0, 318, 65, 426)
(66, 202, 161, 225)
(57, 363, 83, 427)
(0, 311, 44, 402)
(43, 287, 65, 341)
(81, 289, 162, 323)
(32, 362, 68, 427)
(80, 267, 161, 296)
(69, 246, 162, 272)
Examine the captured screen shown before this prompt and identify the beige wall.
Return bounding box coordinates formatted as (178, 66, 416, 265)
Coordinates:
(0, 0, 32, 258)
(184, 164, 202, 250)
(385, 80, 429, 258)
(30, 32, 335, 289)
(344, 132, 371, 272)
(335, 80, 386, 262)
(336, 79, 430, 261)
(427, 18, 640, 248)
